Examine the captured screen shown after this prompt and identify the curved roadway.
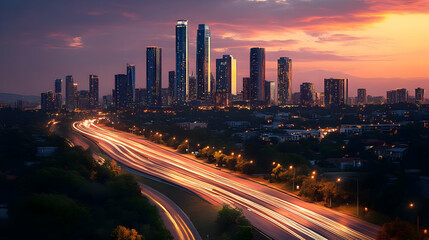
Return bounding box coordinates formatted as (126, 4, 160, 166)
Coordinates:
(73, 120, 380, 240)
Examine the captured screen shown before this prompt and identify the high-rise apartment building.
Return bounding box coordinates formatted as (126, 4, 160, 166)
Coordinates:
(189, 74, 197, 101)
(396, 88, 408, 103)
(65, 75, 74, 111)
(196, 24, 210, 101)
(146, 47, 162, 106)
(324, 78, 348, 106)
(168, 71, 175, 105)
(265, 81, 276, 106)
(300, 82, 316, 106)
(175, 20, 189, 104)
(114, 74, 128, 110)
(277, 57, 292, 105)
(357, 88, 367, 105)
(215, 55, 236, 107)
(89, 74, 99, 109)
(41, 91, 54, 112)
(242, 77, 251, 101)
(54, 78, 62, 110)
(416, 88, 425, 104)
(73, 83, 79, 109)
(249, 48, 265, 103)
(126, 64, 135, 105)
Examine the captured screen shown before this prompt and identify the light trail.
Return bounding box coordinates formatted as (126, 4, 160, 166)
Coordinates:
(139, 183, 200, 240)
(72, 120, 380, 239)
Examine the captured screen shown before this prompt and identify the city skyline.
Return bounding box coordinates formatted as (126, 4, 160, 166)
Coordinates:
(1, 0, 428, 97)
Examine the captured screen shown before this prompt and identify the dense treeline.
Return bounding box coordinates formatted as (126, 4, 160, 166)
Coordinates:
(0, 109, 171, 240)
(216, 205, 253, 240)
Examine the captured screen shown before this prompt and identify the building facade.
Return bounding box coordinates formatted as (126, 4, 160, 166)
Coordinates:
(146, 47, 162, 106)
(65, 75, 74, 111)
(54, 78, 62, 110)
(265, 81, 276, 106)
(357, 88, 367, 105)
(196, 24, 210, 101)
(175, 20, 189, 104)
(188, 74, 197, 101)
(114, 74, 128, 110)
(249, 48, 265, 103)
(416, 88, 424, 104)
(324, 78, 348, 106)
(168, 71, 175, 105)
(300, 82, 316, 106)
(215, 55, 236, 107)
(277, 57, 292, 105)
(126, 64, 135, 106)
(89, 74, 99, 109)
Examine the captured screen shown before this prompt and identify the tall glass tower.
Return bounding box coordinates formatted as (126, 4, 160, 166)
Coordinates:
(215, 55, 236, 107)
(89, 74, 99, 109)
(146, 46, 162, 106)
(65, 75, 74, 111)
(196, 24, 210, 101)
(126, 63, 135, 105)
(250, 48, 265, 103)
(54, 78, 62, 110)
(175, 20, 189, 105)
(277, 57, 292, 105)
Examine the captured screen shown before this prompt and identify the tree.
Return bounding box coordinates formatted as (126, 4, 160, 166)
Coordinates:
(377, 218, 419, 240)
(110, 225, 143, 240)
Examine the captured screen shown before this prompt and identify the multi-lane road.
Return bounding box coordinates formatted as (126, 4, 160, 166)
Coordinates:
(73, 119, 380, 239)
(139, 182, 201, 240)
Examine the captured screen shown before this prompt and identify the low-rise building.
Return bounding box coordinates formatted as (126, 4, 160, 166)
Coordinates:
(177, 122, 208, 130)
(340, 123, 401, 136)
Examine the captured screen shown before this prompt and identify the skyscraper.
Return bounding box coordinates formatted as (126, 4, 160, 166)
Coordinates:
(126, 63, 135, 105)
(65, 75, 74, 111)
(277, 57, 292, 105)
(89, 74, 99, 109)
(175, 20, 189, 104)
(54, 78, 62, 110)
(168, 71, 175, 105)
(196, 24, 211, 101)
(249, 48, 265, 103)
(396, 88, 408, 103)
(357, 88, 367, 105)
(146, 47, 162, 106)
(416, 88, 424, 104)
(265, 81, 276, 106)
(300, 82, 316, 106)
(114, 74, 128, 110)
(135, 88, 147, 106)
(242, 77, 251, 101)
(189, 74, 197, 101)
(324, 78, 348, 106)
(73, 83, 79, 110)
(41, 91, 54, 112)
(386, 90, 398, 104)
(78, 90, 90, 110)
(215, 55, 236, 107)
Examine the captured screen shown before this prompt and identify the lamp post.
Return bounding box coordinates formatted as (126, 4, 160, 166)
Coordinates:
(337, 177, 359, 216)
(409, 203, 419, 233)
(290, 165, 295, 191)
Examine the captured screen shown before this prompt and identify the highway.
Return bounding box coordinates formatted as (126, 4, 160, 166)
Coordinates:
(73, 119, 380, 240)
(139, 182, 202, 240)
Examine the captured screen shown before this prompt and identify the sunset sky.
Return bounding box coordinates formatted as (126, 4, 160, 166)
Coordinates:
(1, 0, 428, 96)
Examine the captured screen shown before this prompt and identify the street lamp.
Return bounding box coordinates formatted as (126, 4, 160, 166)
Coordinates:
(289, 165, 295, 191)
(409, 202, 419, 233)
(337, 177, 359, 216)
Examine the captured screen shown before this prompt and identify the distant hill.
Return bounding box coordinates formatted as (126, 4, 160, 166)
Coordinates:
(0, 93, 40, 104)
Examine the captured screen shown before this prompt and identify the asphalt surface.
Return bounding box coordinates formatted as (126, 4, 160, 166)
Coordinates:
(139, 182, 202, 240)
(73, 120, 380, 240)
